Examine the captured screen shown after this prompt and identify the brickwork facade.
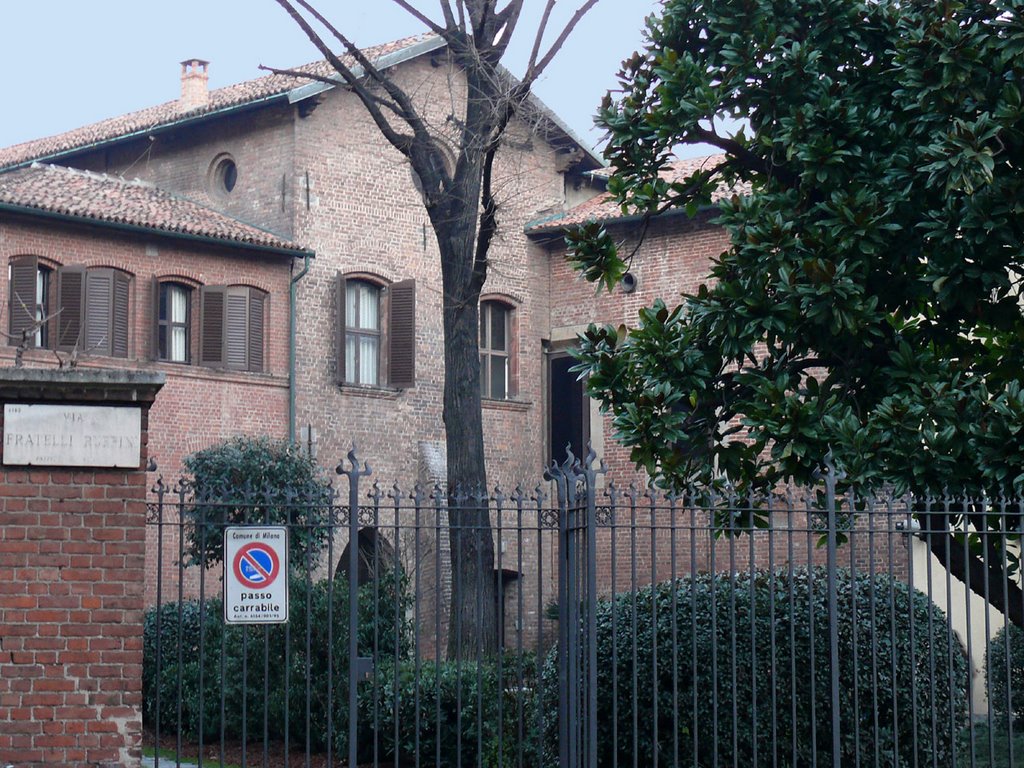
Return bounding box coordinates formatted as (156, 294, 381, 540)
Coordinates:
(285, 56, 571, 486)
(536, 209, 732, 487)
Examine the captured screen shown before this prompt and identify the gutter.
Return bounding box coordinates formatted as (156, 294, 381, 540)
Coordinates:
(0, 202, 313, 259)
(288, 253, 312, 444)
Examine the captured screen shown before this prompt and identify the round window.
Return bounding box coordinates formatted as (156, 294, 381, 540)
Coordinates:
(209, 154, 238, 196)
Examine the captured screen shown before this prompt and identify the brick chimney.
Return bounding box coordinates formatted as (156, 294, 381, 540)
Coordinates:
(180, 58, 210, 109)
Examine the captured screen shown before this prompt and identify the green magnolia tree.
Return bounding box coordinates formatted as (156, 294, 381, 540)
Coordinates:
(570, 0, 1024, 623)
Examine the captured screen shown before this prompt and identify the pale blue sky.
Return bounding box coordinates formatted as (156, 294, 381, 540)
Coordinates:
(0, 1, 661, 153)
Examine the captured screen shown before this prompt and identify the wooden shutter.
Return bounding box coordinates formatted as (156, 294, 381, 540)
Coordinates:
(9, 256, 38, 343)
(248, 290, 265, 373)
(84, 269, 113, 355)
(225, 287, 250, 370)
(56, 265, 86, 352)
(111, 270, 130, 358)
(200, 286, 226, 366)
(151, 277, 161, 360)
(336, 274, 347, 385)
(388, 279, 416, 389)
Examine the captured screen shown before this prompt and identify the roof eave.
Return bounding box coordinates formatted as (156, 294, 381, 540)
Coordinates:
(0, 202, 314, 259)
(0, 94, 292, 173)
(286, 36, 449, 104)
(525, 203, 719, 237)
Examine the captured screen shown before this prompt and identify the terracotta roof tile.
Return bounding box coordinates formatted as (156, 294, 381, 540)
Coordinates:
(0, 35, 435, 170)
(0, 163, 306, 254)
(527, 154, 751, 232)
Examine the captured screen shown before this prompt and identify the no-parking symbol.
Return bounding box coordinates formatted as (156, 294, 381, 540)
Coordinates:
(224, 527, 289, 624)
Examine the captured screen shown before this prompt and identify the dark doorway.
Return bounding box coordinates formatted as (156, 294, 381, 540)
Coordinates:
(548, 352, 589, 466)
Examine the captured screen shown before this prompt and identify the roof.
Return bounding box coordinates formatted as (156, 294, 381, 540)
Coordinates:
(0, 35, 440, 171)
(526, 154, 751, 234)
(0, 163, 309, 255)
(0, 33, 602, 172)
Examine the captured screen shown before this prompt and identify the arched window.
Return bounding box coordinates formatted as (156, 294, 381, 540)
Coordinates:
(336, 274, 416, 389)
(480, 299, 515, 400)
(156, 281, 192, 363)
(8, 256, 53, 349)
(55, 265, 132, 358)
(199, 285, 266, 372)
(344, 279, 382, 385)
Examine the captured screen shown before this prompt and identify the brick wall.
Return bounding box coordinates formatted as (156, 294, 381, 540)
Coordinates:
(538, 209, 732, 486)
(0, 369, 163, 768)
(289, 55, 570, 486)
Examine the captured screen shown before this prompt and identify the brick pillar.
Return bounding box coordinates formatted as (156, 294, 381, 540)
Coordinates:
(0, 369, 164, 768)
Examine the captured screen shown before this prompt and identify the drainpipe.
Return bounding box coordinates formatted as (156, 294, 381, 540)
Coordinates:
(289, 254, 311, 444)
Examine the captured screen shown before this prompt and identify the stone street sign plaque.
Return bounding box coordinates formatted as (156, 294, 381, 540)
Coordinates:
(3, 404, 142, 468)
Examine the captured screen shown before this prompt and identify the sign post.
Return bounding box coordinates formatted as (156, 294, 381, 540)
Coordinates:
(224, 527, 289, 624)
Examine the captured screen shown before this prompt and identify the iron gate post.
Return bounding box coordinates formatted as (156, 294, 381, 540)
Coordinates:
(547, 451, 578, 768)
(338, 449, 372, 768)
(815, 450, 845, 768)
(547, 446, 604, 768)
(577, 447, 604, 768)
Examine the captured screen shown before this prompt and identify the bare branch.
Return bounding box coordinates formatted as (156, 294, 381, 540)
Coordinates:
(437, 0, 459, 29)
(272, 0, 431, 158)
(389, 0, 447, 34)
(0, 299, 62, 368)
(524, 0, 556, 77)
(524, 0, 600, 86)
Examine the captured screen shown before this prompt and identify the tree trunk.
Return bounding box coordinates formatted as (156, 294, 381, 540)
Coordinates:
(437, 217, 497, 659)
(442, 295, 497, 658)
(919, 509, 1024, 630)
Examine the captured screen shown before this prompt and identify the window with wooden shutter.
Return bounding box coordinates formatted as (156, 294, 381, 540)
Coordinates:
(200, 285, 265, 372)
(155, 280, 192, 363)
(9, 256, 50, 348)
(112, 271, 130, 358)
(200, 286, 226, 366)
(225, 288, 250, 370)
(53, 266, 131, 358)
(56, 265, 86, 351)
(339, 277, 382, 386)
(248, 290, 265, 373)
(85, 269, 112, 355)
(336, 274, 416, 389)
(389, 279, 416, 389)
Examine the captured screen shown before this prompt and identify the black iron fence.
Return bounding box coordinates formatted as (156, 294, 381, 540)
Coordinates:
(144, 451, 1024, 767)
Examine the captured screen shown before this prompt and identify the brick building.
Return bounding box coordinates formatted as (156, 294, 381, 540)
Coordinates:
(0, 36, 727, 602)
(0, 36, 625, 482)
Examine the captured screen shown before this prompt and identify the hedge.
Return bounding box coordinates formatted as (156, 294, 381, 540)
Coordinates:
(355, 655, 539, 767)
(987, 622, 1024, 728)
(143, 571, 411, 753)
(539, 567, 968, 767)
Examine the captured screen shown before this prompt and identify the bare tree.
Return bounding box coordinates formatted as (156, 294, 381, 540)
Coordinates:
(269, 0, 598, 657)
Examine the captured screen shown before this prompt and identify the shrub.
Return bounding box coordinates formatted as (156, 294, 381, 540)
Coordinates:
(143, 571, 412, 751)
(539, 567, 968, 767)
(987, 623, 1024, 728)
(355, 654, 539, 767)
(181, 436, 335, 569)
